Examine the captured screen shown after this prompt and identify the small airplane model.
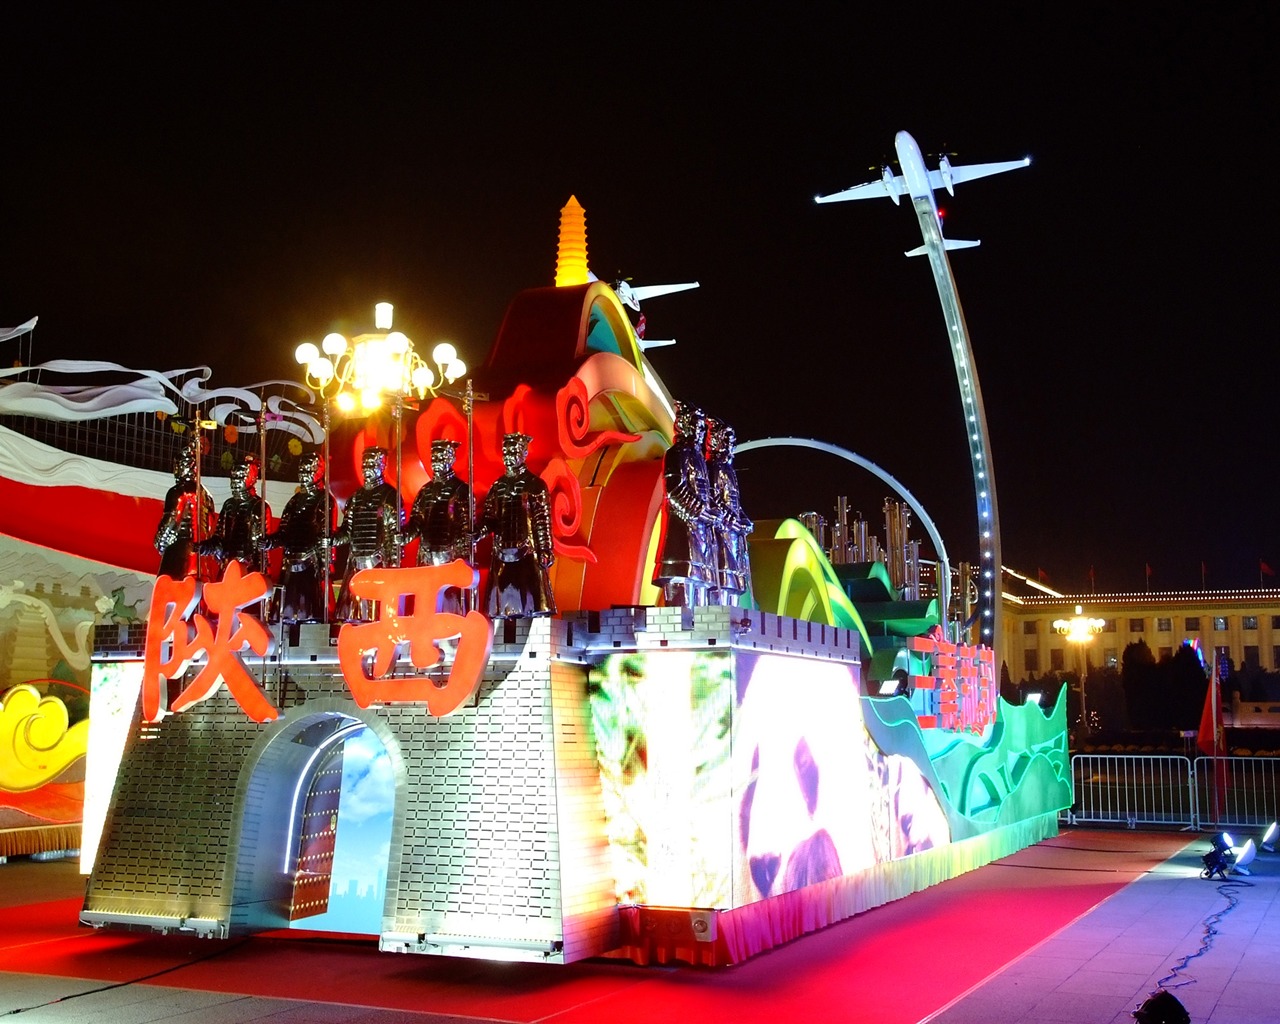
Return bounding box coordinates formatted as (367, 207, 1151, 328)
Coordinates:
(612, 279, 699, 351)
(814, 130, 1030, 256)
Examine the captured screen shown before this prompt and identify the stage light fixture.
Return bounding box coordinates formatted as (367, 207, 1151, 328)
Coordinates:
(1201, 832, 1234, 879)
(877, 673, 911, 697)
(1231, 838, 1257, 875)
(1131, 989, 1190, 1024)
(1261, 821, 1277, 853)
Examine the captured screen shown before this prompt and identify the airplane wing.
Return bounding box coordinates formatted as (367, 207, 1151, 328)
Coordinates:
(814, 177, 903, 204)
(628, 282, 699, 303)
(928, 156, 1030, 191)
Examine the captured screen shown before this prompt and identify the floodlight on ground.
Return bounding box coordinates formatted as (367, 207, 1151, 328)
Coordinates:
(1201, 832, 1234, 879)
(1261, 821, 1277, 852)
(1230, 838, 1257, 875)
(1131, 989, 1190, 1024)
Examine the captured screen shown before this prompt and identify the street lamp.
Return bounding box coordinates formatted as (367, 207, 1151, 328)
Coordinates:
(1053, 604, 1105, 732)
(294, 302, 469, 618)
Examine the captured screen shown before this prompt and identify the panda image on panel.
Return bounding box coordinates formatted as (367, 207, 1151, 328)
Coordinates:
(733, 652, 951, 902)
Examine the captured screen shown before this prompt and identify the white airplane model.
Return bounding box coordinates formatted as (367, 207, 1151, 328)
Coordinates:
(613, 279, 699, 312)
(814, 130, 1029, 256)
(613, 279, 699, 351)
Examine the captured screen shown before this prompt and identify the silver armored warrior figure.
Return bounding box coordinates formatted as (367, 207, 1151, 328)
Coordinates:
(480, 432, 556, 619)
(267, 451, 333, 623)
(154, 440, 215, 579)
(405, 439, 473, 615)
(706, 417, 753, 606)
(200, 454, 270, 576)
(654, 402, 716, 607)
(333, 446, 402, 622)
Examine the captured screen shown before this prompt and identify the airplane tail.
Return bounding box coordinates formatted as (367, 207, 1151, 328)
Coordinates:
(905, 238, 981, 257)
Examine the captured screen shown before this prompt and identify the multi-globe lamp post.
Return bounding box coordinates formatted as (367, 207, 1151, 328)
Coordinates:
(294, 302, 468, 619)
(1053, 604, 1105, 734)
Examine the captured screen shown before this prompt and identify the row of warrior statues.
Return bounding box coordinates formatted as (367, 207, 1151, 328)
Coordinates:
(153, 404, 751, 624)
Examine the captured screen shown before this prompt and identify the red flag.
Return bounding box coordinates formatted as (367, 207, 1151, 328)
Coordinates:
(1037, 567, 1049, 583)
(1145, 563, 1152, 577)
(1197, 664, 1224, 758)
(1262, 560, 1275, 577)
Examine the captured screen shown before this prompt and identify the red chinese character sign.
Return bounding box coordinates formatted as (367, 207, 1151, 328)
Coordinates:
(907, 634, 998, 734)
(142, 562, 278, 723)
(142, 562, 494, 725)
(336, 561, 492, 716)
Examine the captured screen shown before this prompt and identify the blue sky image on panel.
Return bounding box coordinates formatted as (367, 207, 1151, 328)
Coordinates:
(293, 728, 393, 934)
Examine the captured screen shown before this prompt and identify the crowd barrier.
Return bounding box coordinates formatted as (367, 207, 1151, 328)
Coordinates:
(1067, 754, 1280, 832)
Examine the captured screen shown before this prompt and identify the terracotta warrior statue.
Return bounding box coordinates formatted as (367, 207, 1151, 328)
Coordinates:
(199, 454, 270, 576)
(332, 446, 402, 621)
(154, 439, 215, 579)
(267, 451, 334, 622)
(654, 402, 716, 607)
(480, 432, 556, 618)
(405, 438, 473, 615)
(706, 417, 752, 606)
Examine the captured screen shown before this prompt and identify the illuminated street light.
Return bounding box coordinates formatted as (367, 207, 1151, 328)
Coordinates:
(1053, 604, 1105, 733)
(294, 303, 471, 617)
(296, 303, 466, 411)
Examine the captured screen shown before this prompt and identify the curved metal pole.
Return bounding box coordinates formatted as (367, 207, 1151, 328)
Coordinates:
(909, 196, 1002, 652)
(734, 436, 950, 625)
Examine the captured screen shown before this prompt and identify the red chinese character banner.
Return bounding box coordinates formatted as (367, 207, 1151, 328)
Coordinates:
(142, 562, 494, 724)
(336, 562, 493, 716)
(907, 634, 998, 734)
(142, 563, 278, 723)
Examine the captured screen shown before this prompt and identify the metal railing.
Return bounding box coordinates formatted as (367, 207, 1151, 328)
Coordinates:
(1067, 754, 1280, 831)
(1194, 756, 1280, 830)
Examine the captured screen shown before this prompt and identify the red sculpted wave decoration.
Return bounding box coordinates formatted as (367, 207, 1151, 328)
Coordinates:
(542, 457, 596, 564)
(555, 376, 640, 461)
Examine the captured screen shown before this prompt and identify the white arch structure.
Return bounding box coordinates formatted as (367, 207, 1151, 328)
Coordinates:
(734, 435, 950, 623)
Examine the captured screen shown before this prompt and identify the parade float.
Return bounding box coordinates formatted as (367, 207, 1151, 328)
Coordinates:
(1, 188, 1069, 966)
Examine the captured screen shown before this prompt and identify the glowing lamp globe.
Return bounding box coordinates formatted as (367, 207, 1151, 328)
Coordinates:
(432, 342, 457, 366)
(322, 332, 347, 356)
(446, 358, 466, 382)
(295, 341, 319, 366)
(375, 302, 394, 330)
(411, 365, 434, 393)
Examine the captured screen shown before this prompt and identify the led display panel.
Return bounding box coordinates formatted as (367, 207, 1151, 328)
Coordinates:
(588, 650, 734, 909)
(730, 651, 951, 906)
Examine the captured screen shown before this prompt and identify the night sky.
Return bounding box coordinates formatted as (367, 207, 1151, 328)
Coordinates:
(4, 7, 1276, 593)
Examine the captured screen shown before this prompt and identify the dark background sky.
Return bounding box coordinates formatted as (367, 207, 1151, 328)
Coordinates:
(3, 6, 1276, 593)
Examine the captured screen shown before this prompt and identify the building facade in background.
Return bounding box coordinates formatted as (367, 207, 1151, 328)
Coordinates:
(1001, 580, 1280, 679)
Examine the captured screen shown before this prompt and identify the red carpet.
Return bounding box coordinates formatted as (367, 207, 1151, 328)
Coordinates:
(0, 829, 1192, 1024)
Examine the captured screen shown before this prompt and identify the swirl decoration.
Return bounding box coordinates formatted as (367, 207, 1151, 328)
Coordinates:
(0, 359, 324, 443)
(181, 379, 325, 444)
(541, 457, 596, 564)
(0, 684, 90, 792)
(555, 376, 640, 460)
